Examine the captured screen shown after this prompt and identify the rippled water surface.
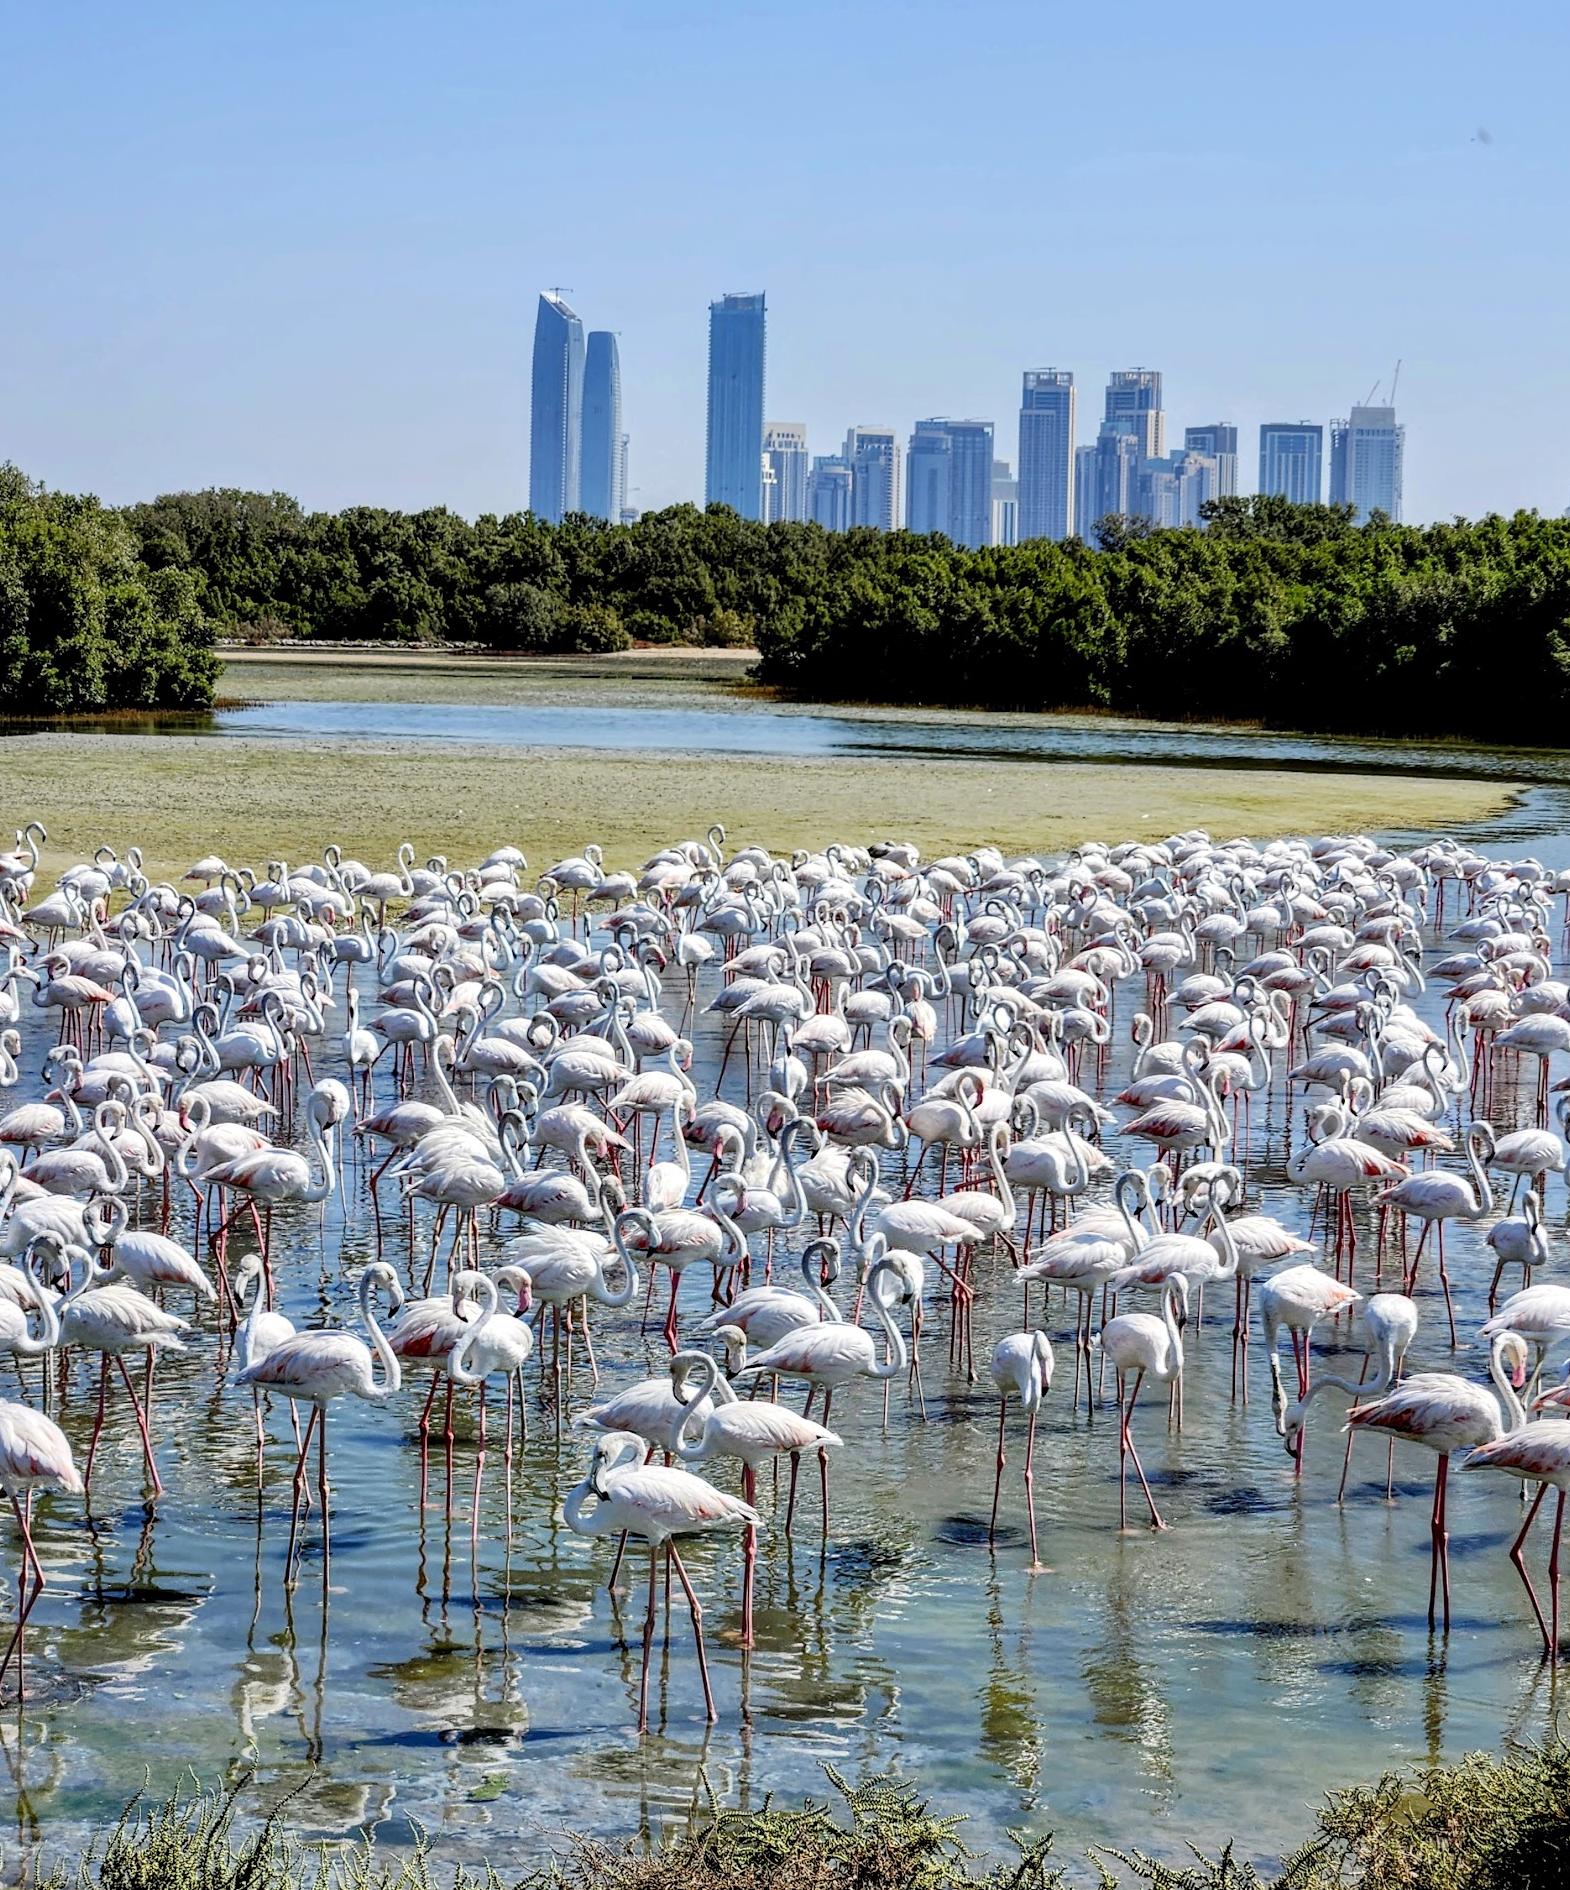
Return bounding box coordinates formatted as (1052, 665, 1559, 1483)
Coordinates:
(3, 664, 1570, 1880)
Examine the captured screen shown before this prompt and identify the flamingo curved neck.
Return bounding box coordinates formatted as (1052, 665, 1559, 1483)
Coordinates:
(1464, 1130, 1494, 1219)
(1489, 1334, 1527, 1431)
(359, 1271, 402, 1400)
(449, 1274, 498, 1386)
(864, 1261, 909, 1379)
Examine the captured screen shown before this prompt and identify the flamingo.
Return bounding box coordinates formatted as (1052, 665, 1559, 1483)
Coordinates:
(666, 1346, 841, 1645)
(1376, 1121, 1494, 1346)
(446, 1270, 537, 1536)
(59, 1249, 190, 1495)
(1259, 1264, 1362, 1475)
(1345, 1331, 1528, 1631)
(0, 1396, 81, 1701)
(200, 1083, 338, 1280)
(728, 1248, 907, 1533)
(1277, 1290, 1419, 1498)
(563, 1429, 758, 1731)
(986, 1328, 1054, 1569)
(235, 1261, 403, 1585)
(1016, 1171, 1152, 1410)
(1462, 1396, 1570, 1661)
(232, 1252, 300, 1481)
(1486, 1190, 1549, 1313)
(506, 1217, 640, 1399)
(1094, 1273, 1187, 1531)
(1479, 1284, 1570, 1390)
(1285, 1104, 1407, 1277)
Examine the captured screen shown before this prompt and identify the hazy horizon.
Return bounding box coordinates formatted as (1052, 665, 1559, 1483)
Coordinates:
(4, 0, 1567, 525)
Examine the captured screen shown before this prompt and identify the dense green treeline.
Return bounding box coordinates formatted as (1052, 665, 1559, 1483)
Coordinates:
(5, 465, 1570, 736)
(0, 467, 218, 713)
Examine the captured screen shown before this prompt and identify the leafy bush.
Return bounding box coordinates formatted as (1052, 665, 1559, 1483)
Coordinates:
(0, 465, 219, 713)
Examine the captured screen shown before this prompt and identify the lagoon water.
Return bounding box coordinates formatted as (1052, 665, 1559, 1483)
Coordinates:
(3, 656, 1570, 1881)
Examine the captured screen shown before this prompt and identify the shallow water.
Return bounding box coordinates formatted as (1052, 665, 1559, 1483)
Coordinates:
(12, 652, 1570, 787)
(3, 676, 1570, 1880)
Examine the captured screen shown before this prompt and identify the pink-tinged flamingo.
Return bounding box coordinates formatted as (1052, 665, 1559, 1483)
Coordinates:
(505, 1219, 640, 1406)
(58, 1250, 190, 1496)
(1462, 1396, 1570, 1662)
(1259, 1264, 1362, 1475)
(1202, 1208, 1315, 1402)
(1286, 1105, 1407, 1278)
(86, 1196, 216, 1311)
(1479, 1283, 1570, 1396)
(1277, 1290, 1418, 1498)
(1345, 1331, 1528, 1632)
(563, 1429, 759, 1731)
(448, 1269, 536, 1531)
(986, 1328, 1054, 1569)
(200, 1083, 338, 1286)
(233, 1253, 300, 1483)
(386, 1270, 487, 1509)
(0, 1396, 81, 1702)
(1376, 1121, 1494, 1346)
(1016, 1170, 1160, 1409)
(667, 1346, 840, 1646)
(1094, 1273, 1187, 1532)
(1485, 1190, 1549, 1314)
(620, 1198, 744, 1351)
(728, 1248, 906, 1534)
(235, 1261, 403, 1586)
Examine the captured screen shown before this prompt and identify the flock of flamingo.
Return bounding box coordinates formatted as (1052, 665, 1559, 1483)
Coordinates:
(1, 818, 1570, 1732)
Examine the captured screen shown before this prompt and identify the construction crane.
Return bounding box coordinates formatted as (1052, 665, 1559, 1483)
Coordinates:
(1388, 359, 1401, 406)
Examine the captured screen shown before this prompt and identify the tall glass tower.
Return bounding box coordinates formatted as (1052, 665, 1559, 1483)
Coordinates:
(529, 292, 585, 522)
(581, 331, 623, 521)
(1329, 406, 1404, 521)
(1017, 371, 1076, 542)
(705, 292, 766, 519)
(1104, 369, 1165, 459)
(905, 419, 994, 547)
(1258, 423, 1324, 504)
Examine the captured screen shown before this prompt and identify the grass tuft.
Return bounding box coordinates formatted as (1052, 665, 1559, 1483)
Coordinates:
(26, 1744, 1569, 1890)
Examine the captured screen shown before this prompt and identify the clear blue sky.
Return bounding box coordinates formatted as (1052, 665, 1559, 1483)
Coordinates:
(4, 1, 1566, 523)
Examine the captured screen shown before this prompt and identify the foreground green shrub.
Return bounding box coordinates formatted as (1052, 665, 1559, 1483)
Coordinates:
(29, 1744, 1569, 1890)
(1094, 1742, 1570, 1889)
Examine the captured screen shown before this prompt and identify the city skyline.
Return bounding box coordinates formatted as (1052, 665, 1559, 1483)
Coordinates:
(5, 4, 1565, 525)
(535, 290, 1408, 541)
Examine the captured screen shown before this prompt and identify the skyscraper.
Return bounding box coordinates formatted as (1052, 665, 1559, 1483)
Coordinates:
(1182, 424, 1238, 498)
(1073, 446, 1098, 540)
(906, 424, 952, 538)
(580, 331, 623, 521)
(906, 419, 994, 547)
(529, 291, 585, 522)
(705, 292, 766, 518)
(1329, 405, 1404, 522)
(1018, 370, 1076, 542)
(807, 455, 854, 531)
(1104, 369, 1165, 459)
(1258, 423, 1324, 504)
(1137, 450, 1220, 528)
(991, 460, 1018, 548)
(1074, 426, 1141, 539)
(761, 422, 809, 524)
(844, 427, 901, 531)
